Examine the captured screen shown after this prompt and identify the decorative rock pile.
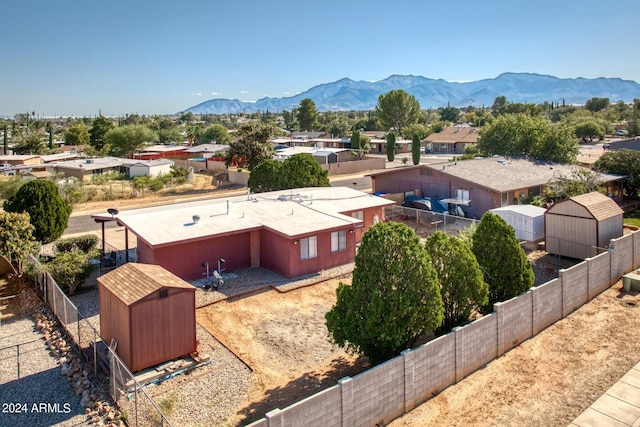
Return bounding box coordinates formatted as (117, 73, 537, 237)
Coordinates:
(32, 308, 126, 426)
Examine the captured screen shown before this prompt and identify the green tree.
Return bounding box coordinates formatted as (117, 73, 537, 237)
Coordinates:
(248, 159, 282, 193)
(471, 212, 534, 313)
(274, 154, 329, 189)
(411, 133, 421, 165)
(42, 247, 100, 295)
(105, 125, 158, 158)
(425, 231, 488, 330)
(64, 123, 90, 146)
(0, 211, 39, 274)
(375, 90, 421, 136)
(186, 122, 204, 145)
(594, 149, 640, 197)
(225, 122, 278, 171)
(157, 127, 184, 145)
(3, 180, 71, 243)
(12, 127, 46, 154)
(89, 116, 115, 150)
(585, 97, 610, 113)
(386, 132, 396, 162)
(478, 113, 578, 162)
(350, 131, 371, 160)
(491, 96, 508, 116)
(201, 124, 231, 144)
(402, 123, 430, 141)
(3, 122, 8, 154)
(325, 222, 443, 365)
(544, 168, 604, 201)
(573, 120, 605, 142)
(439, 105, 460, 123)
(297, 98, 319, 131)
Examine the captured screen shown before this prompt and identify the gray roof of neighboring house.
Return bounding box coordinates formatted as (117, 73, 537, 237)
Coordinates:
(370, 156, 624, 192)
(183, 144, 230, 153)
(54, 157, 174, 171)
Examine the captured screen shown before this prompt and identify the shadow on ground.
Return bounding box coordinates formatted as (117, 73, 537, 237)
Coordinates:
(236, 356, 369, 426)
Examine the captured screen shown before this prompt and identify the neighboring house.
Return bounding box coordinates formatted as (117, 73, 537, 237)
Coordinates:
(606, 137, 640, 152)
(545, 192, 624, 260)
(182, 144, 230, 158)
(369, 138, 412, 155)
(98, 262, 196, 372)
(53, 157, 175, 181)
(369, 156, 624, 219)
(424, 125, 479, 154)
(135, 144, 187, 160)
(92, 187, 394, 280)
(0, 154, 43, 166)
(274, 146, 353, 164)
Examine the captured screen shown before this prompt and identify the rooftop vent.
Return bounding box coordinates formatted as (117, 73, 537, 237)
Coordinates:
(192, 215, 200, 224)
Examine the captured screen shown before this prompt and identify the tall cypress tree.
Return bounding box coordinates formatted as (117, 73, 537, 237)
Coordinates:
(386, 132, 396, 162)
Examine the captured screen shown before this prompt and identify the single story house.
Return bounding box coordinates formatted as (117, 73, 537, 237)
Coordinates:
(369, 156, 624, 219)
(424, 125, 479, 154)
(134, 144, 187, 160)
(53, 157, 175, 181)
(92, 187, 394, 280)
(274, 146, 353, 164)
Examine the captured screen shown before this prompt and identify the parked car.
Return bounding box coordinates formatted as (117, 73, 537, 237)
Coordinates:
(615, 129, 628, 136)
(402, 194, 465, 217)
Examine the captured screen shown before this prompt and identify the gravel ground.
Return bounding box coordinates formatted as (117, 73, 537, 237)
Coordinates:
(0, 316, 88, 427)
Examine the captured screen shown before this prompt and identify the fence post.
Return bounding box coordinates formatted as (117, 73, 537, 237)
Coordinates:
(93, 330, 97, 379)
(17, 344, 20, 379)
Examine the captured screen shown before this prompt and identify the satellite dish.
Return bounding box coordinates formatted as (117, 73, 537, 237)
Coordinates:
(107, 208, 119, 217)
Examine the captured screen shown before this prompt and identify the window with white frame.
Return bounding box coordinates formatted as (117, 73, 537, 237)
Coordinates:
(331, 230, 347, 253)
(300, 236, 317, 260)
(456, 189, 470, 201)
(351, 211, 363, 220)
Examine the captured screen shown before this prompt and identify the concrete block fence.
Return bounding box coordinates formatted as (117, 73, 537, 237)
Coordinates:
(247, 231, 640, 427)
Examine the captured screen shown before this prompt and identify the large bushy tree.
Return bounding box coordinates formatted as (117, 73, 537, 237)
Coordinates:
(225, 122, 277, 171)
(247, 159, 282, 193)
(297, 98, 319, 131)
(471, 212, 534, 313)
(478, 113, 578, 163)
(105, 125, 158, 158)
(64, 123, 90, 146)
(274, 154, 329, 189)
(326, 222, 443, 365)
(594, 149, 640, 197)
(4, 180, 72, 243)
(375, 90, 421, 136)
(89, 115, 115, 150)
(201, 124, 231, 144)
(0, 211, 39, 274)
(425, 232, 488, 330)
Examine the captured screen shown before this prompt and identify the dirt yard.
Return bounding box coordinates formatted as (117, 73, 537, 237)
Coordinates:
(197, 268, 640, 426)
(196, 278, 370, 425)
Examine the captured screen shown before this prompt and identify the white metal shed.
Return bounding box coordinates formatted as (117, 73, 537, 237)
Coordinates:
(490, 204, 546, 243)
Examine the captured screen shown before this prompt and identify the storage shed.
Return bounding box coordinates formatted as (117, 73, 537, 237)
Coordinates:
(545, 192, 624, 260)
(98, 263, 196, 372)
(490, 204, 546, 245)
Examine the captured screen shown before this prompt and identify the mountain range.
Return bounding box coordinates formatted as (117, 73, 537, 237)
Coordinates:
(182, 73, 640, 114)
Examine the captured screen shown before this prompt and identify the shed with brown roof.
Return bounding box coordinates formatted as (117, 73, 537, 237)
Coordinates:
(545, 192, 624, 260)
(98, 263, 196, 372)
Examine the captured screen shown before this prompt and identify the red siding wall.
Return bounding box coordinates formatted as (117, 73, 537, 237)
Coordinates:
(150, 232, 253, 281)
(129, 288, 196, 372)
(98, 285, 131, 368)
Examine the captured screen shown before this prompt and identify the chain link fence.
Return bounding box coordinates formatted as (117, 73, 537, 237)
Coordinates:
(385, 205, 478, 237)
(27, 255, 172, 426)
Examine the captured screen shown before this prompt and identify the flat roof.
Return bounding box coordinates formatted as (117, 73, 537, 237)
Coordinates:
(93, 187, 394, 247)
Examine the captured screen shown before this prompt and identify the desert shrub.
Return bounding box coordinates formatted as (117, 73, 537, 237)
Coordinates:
(55, 234, 99, 254)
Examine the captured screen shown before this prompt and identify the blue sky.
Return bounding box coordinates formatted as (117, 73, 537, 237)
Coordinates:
(2, 0, 639, 117)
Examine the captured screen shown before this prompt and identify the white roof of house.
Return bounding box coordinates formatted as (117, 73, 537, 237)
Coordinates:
(140, 144, 187, 153)
(275, 146, 350, 158)
(183, 144, 230, 153)
(93, 187, 394, 247)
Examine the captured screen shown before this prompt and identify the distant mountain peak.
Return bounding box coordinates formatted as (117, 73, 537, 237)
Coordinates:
(181, 73, 640, 114)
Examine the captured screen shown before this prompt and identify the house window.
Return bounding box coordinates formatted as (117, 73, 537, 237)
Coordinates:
(331, 230, 347, 253)
(159, 289, 168, 299)
(456, 189, 470, 201)
(351, 211, 364, 221)
(501, 192, 509, 206)
(300, 236, 317, 260)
